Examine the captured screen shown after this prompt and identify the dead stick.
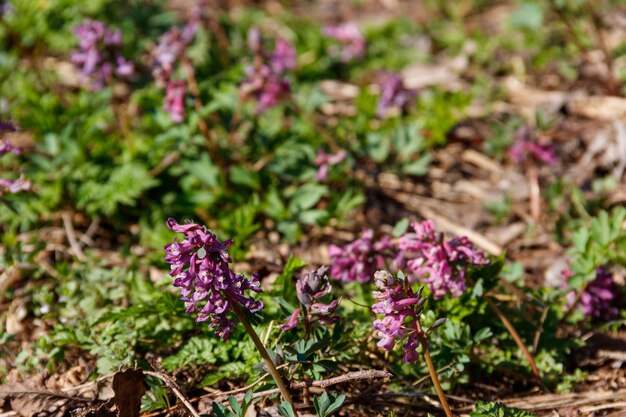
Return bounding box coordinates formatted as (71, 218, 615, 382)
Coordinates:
(61, 211, 85, 261)
(527, 164, 541, 222)
(223, 370, 393, 402)
(532, 306, 549, 355)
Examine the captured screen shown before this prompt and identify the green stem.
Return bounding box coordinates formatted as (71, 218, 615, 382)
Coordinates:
(415, 321, 454, 417)
(227, 297, 299, 415)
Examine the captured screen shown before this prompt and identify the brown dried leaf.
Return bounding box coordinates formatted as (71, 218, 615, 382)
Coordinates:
(74, 369, 145, 417)
(0, 372, 86, 417)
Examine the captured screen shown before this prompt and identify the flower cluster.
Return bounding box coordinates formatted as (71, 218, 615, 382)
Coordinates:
(399, 220, 489, 299)
(328, 221, 489, 299)
(164, 218, 263, 340)
(71, 19, 134, 90)
(328, 230, 397, 283)
(0, 121, 30, 195)
(151, 23, 197, 122)
(281, 266, 339, 331)
(509, 126, 557, 165)
(323, 22, 366, 62)
(372, 270, 426, 363)
(240, 28, 296, 112)
(314, 149, 346, 181)
(152, 23, 197, 86)
(564, 267, 622, 321)
(376, 73, 416, 118)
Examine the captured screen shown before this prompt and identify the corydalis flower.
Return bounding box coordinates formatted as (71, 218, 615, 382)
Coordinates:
(164, 218, 263, 340)
(372, 270, 430, 363)
(564, 267, 622, 321)
(152, 22, 197, 86)
(71, 19, 134, 90)
(281, 266, 339, 331)
(399, 220, 488, 299)
(164, 80, 186, 123)
(328, 230, 396, 283)
(323, 22, 366, 62)
(0, 121, 30, 195)
(0, 175, 30, 194)
(376, 73, 416, 118)
(314, 149, 346, 181)
(509, 126, 557, 165)
(240, 28, 296, 112)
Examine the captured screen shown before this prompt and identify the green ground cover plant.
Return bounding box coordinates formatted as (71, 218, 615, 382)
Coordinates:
(1, 1, 625, 416)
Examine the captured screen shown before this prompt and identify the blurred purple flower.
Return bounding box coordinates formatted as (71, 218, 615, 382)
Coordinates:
(152, 22, 197, 86)
(399, 220, 489, 299)
(376, 73, 416, 118)
(329, 230, 397, 283)
(371, 270, 426, 363)
(0, 175, 30, 194)
(71, 19, 134, 90)
(164, 80, 186, 123)
(566, 267, 622, 321)
(240, 28, 296, 112)
(270, 38, 297, 74)
(314, 149, 346, 181)
(164, 218, 264, 340)
(281, 265, 339, 331)
(323, 22, 366, 62)
(0, 121, 30, 195)
(0, 139, 21, 156)
(508, 126, 557, 165)
(0, 2, 13, 16)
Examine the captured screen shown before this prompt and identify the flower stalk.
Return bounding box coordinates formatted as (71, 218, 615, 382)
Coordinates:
(483, 295, 542, 383)
(227, 297, 299, 415)
(415, 321, 454, 417)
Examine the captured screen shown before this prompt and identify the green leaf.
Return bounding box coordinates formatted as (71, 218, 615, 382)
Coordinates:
(473, 327, 493, 343)
(273, 256, 308, 302)
(277, 401, 297, 417)
(229, 396, 241, 415)
(402, 153, 431, 176)
(230, 166, 261, 190)
(392, 218, 410, 237)
(510, 2, 543, 30)
(288, 183, 328, 212)
(471, 401, 535, 417)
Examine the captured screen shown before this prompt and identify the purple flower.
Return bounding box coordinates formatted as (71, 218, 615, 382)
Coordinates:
(314, 149, 346, 181)
(281, 266, 339, 331)
(71, 19, 134, 90)
(0, 121, 29, 196)
(270, 38, 297, 74)
(566, 267, 622, 321)
(508, 126, 557, 165)
(240, 28, 296, 112)
(0, 2, 14, 16)
(0, 139, 21, 156)
(164, 80, 186, 123)
(376, 73, 416, 118)
(399, 220, 489, 299)
(371, 270, 426, 363)
(328, 230, 396, 283)
(152, 22, 197, 86)
(164, 218, 264, 340)
(323, 22, 366, 62)
(0, 174, 30, 194)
